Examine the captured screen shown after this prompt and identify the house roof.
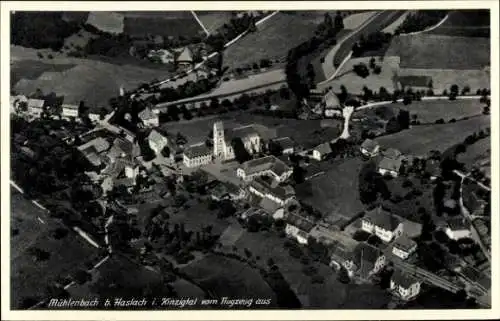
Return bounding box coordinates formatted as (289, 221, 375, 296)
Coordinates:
(112, 137, 139, 157)
(225, 124, 260, 142)
(350, 243, 383, 276)
(78, 137, 110, 154)
(383, 148, 402, 160)
(401, 219, 423, 238)
(27, 98, 45, 109)
(314, 142, 333, 155)
(378, 156, 403, 173)
(259, 197, 282, 214)
(361, 139, 379, 153)
(250, 177, 295, 201)
(86, 152, 103, 167)
(330, 238, 360, 263)
(363, 207, 401, 232)
(425, 159, 441, 177)
(447, 218, 470, 231)
(114, 177, 136, 188)
(148, 129, 168, 145)
(211, 181, 241, 198)
(393, 235, 417, 252)
(177, 47, 193, 62)
(273, 137, 295, 150)
(392, 269, 419, 288)
(139, 107, 157, 121)
(285, 213, 315, 233)
(239, 155, 291, 178)
(324, 90, 340, 109)
(183, 143, 212, 159)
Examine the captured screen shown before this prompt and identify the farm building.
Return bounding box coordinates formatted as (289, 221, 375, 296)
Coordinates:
(445, 218, 472, 241)
(361, 207, 404, 243)
(248, 177, 296, 206)
(285, 213, 316, 245)
(360, 139, 380, 157)
(237, 155, 293, 183)
(312, 142, 333, 161)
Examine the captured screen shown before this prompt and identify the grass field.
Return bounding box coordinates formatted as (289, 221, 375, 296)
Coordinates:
(122, 12, 203, 38)
(385, 34, 490, 70)
(365, 99, 485, 124)
(330, 55, 400, 94)
(457, 137, 490, 171)
(181, 254, 277, 302)
(11, 46, 172, 110)
(428, 10, 490, 37)
(296, 158, 365, 222)
(374, 115, 490, 156)
(86, 12, 125, 34)
(196, 11, 235, 34)
(222, 12, 320, 70)
(11, 188, 99, 308)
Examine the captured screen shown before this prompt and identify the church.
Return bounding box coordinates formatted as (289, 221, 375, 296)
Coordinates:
(213, 121, 263, 161)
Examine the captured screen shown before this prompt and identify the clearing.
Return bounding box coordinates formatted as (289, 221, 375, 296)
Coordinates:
(181, 254, 277, 304)
(121, 11, 204, 38)
(360, 98, 486, 124)
(86, 12, 125, 34)
(11, 46, 171, 111)
(385, 34, 490, 70)
(296, 158, 365, 223)
(11, 188, 99, 308)
(374, 115, 490, 157)
(457, 137, 490, 172)
(195, 11, 235, 34)
(222, 12, 320, 70)
(427, 10, 490, 37)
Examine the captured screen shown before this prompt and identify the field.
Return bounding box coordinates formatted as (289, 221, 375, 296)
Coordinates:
(222, 12, 320, 70)
(374, 115, 490, 156)
(362, 98, 485, 124)
(122, 12, 203, 38)
(11, 46, 172, 110)
(385, 34, 490, 70)
(296, 158, 365, 222)
(181, 254, 277, 303)
(342, 11, 378, 30)
(195, 11, 235, 34)
(457, 137, 490, 171)
(397, 68, 490, 94)
(11, 188, 99, 308)
(329, 55, 400, 94)
(382, 11, 412, 34)
(428, 10, 490, 37)
(86, 12, 125, 34)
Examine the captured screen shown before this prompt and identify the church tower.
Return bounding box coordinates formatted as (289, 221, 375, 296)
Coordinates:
(213, 121, 226, 159)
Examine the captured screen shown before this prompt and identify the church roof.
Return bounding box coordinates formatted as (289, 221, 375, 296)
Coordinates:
(138, 107, 157, 120)
(177, 47, 193, 63)
(324, 90, 340, 109)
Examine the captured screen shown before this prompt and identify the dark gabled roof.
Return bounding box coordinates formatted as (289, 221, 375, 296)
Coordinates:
(393, 235, 417, 252)
(285, 213, 315, 233)
(240, 155, 291, 178)
(383, 148, 402, 160)
(391, 269, 419, 288)
(363, 207, 401, 231)
(447, 218, 470, 231)
(314, 142, 333, 155)
(183, 143, 212, 158)
(351, 243, 382, 267)
(273, 137, 295, 150)
(361, 139, 379, 153)
(250, 177, 295, 201)
(378, 156, 403, 173)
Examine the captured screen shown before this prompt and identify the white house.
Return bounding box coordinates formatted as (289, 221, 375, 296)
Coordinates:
(360, 139, 380, 157)
(183, 144, 212, 168)
(445, 218, 472, 241)
(378, 156, 404, 177)
(237, 155, 292, 183)
(248, 177, 295, 206)
(285, 213, 315, 245)
(390, 269, 422, 301)
(361, 207, 404, 243)
(139, 107, 159, 127)
(27, 98, 45, 117)
(391, 235, 417, 260)
(312, 142, 333, 161)
(62, 104, 79, 118)
(271, 137, 295, 155)
(148, 129, 169, 154)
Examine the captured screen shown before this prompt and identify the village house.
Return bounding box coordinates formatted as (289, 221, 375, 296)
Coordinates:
(378, 155, 404, 177)
(285, 213, 316, 245)
(323, 90, 341, 118)
(139, 107, 159, 128)
(210, 181, 246, 202)
(312, 142, 333, 161)
(390, 269, 422, 301)
(271, 137, 296, 155)
(176, 47, 194, 70)
(237, 155, 293, 183)
(391, 235, 418, 260)
(27, 98, 45, 117)
(258, 197, 285, 220)
(77, 137, 111, 168)
(239, 207, 267, 221)
(147, 129, 169, 155)
(183, 143, 212, 168)
(248, 176, 296, 206)
(107, 137, 140, 163)
(335, 242, 386, 279)
(361, 207, 404, 243)
(445, 218, 472, 241)
(61, 104, 79, 119)
(329, 238, 360, 271)
(424, 158, 441, 181)
(360, 139, 380, 157)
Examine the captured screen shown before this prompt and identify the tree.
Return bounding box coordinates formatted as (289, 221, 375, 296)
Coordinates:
(161, 145, 171, 158)
(334, 11, 344, 30)
(337, 266, 350, 283)
(73, 269, 91, 285)
(218, 200, 236, 219)
(353, 63, 369, 78)
(231, 137, 251, 163)
(397, 109, 410, 130)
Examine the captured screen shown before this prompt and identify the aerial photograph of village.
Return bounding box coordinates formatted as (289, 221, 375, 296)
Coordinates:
(7, 7, 492, 311)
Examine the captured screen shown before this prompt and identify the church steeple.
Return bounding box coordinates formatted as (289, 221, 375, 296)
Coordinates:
(213, 121, 226, 160)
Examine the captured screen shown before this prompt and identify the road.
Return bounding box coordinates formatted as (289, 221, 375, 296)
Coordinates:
(319, 10, 406, 86)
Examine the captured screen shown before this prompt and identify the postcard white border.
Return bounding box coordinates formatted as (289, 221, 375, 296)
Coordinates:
(1, 1, 499, 320)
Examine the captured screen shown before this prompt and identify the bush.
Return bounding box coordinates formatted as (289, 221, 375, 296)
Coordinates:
(373, 65, 382, 75)
(353, 63, 370, 78)
(435, 118, 445, 124)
